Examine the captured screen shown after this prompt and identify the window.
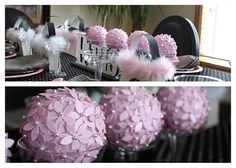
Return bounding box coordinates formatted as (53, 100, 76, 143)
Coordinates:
(199, 5, 233, 64)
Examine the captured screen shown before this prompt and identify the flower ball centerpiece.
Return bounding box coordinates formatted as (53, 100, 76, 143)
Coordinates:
(20, 87, 106, 162)
(87, 25, 107, 46)
(155, 34, 179, 65)
(156, 87, 210, 134)
(100, 87, 164, 151)
(128, 30, 149, 53)
(106, 28, 128, 49)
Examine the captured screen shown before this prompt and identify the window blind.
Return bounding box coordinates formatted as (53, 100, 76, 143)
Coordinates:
(200, 5, 233, 61)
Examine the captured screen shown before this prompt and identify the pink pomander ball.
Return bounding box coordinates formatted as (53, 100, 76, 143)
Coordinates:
(156, 87, 210, 134)
(128, 30, 149, 53)
(100, 87, 164, 151)
(20, 88, 106, 162)
(106, 28, 128, 49)
(87, 25, 107, 46)
(155, 34, 179, 65)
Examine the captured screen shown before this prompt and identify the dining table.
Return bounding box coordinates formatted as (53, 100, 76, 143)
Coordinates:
(5, 53, 231, 82)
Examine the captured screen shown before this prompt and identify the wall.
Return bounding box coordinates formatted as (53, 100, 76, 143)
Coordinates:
(50, 5, 196, 34)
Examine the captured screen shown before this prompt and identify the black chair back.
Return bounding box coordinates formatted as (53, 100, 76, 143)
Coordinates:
(152, 15, 199, 57)
(5, 7, 35, 30)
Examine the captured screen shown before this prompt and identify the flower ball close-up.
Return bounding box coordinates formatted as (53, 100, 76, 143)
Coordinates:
(20, 87, 106, 162)
(156, 87, 210, 134)
(100, 87, 164, 151)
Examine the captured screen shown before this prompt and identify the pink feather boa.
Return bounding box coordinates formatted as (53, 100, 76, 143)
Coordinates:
(116, 49, 176, 81)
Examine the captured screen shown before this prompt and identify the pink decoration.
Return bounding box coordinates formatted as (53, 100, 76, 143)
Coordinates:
(116, 49, 176, 81)
(155, 34, 179, 65)
(100, 87, 164, 151)
(106, 28, 128, 49)
(20, 87, 106, 162)
(87, 25, 107, 46)
(35, 25, 77, 43)
(128, 30, 149, 53)
(5, 133, 14, 162)
(156, 87, 210, 134)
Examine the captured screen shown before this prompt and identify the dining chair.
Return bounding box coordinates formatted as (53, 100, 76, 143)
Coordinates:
(152, 15, 200, 57)
(5, 7, 35, 30)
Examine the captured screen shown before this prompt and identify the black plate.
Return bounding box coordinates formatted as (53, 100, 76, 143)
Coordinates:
(5, 69, 38, 75)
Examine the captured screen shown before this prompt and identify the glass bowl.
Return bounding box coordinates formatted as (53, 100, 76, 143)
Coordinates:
(105, 139, 159, 162)
(174, 75, 223, 82)
(17, 137, 106, 163)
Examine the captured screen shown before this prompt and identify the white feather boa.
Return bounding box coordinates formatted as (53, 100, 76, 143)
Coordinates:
(6, 28, 35, 42)
(31, 33, 69, 56)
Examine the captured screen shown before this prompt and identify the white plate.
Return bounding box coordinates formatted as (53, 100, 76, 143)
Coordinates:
(175, 66, 203, 74)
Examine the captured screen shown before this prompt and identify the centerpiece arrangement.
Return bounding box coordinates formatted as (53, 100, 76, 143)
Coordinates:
(19, 87, 107, 162)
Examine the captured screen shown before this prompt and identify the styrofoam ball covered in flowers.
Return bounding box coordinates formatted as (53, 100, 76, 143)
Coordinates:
(106, 28, 128, 49)
(128, 30, 149, 53)
(20, 88, 106, 162)
(155, 34, 179, 65)
(87, 25, 107, 46)
(99, 87, 164, 151)
(156, 87, 210, 134)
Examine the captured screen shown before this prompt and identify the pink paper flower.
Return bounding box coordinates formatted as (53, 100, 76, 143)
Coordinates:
(156, 87, 210, 134)
(20, 87, 106, 162)
(5, 133, 14, 162)
(100, 87, 164, 151)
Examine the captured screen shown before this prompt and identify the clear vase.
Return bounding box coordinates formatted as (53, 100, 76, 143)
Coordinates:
(47, 51, 66, 77)
(21, 40, 32, 56)
(94, 62, 104, 81)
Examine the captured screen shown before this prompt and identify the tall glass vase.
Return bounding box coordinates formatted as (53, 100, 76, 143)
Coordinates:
(47, 51, 66, 77)
(18, 32, 32, 56)
(21, 40, 32, 56)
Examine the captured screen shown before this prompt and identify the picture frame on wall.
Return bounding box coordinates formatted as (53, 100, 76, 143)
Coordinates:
(6, 5, 42, 24)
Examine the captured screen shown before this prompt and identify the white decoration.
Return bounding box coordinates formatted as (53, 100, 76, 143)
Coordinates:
(6, 28, 35, 56)
(75, 33, 119, 77)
